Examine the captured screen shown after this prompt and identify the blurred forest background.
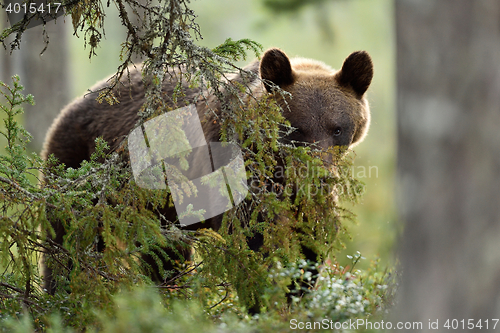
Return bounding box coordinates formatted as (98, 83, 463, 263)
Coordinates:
(0, 0, 396, 269)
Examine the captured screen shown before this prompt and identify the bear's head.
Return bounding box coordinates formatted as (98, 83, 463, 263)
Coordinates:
(259, 48, 373, 150)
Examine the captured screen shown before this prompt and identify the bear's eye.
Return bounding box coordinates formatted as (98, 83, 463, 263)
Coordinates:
(295, 128, 305, 135)
(333, 127, 342, 137)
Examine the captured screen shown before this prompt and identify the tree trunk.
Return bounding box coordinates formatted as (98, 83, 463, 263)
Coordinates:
(396, 0, 500, 328)
(22, 19, 71, 153)
(0, 9, 15, 85)
(1, 17, 70, 153)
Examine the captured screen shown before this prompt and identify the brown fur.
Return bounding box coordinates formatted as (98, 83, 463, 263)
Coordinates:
(41, 48, 373, 291)
(41, 49, 373, 165)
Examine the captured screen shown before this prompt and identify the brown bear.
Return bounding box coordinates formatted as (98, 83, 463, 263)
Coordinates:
(41, 48, 373, 298)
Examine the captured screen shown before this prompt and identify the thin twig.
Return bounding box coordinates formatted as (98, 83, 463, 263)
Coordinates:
(0, 292, 45, 311)
(0, 176, 57, 208)
(0, 282, 28, 295)
(209, 289, 229, 309)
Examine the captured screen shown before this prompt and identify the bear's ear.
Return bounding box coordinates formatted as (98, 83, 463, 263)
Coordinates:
(335, 51, 373, 98)
(260, 48, 295, 93)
